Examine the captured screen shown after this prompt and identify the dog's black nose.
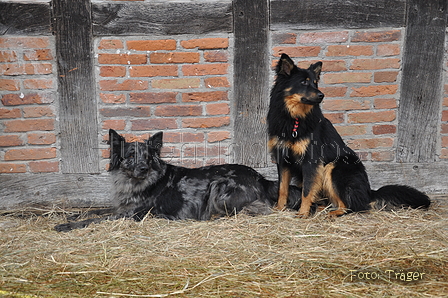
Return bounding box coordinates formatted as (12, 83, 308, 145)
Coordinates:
(138, 164, 149, 173)
(317, 92, 324, 100)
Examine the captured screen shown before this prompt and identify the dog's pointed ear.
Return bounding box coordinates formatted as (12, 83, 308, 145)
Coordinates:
(147, 132, 163, 156)
(276, 53, 295, 76)
(109, 129, 125, 171)
(309, 61, 323, 82)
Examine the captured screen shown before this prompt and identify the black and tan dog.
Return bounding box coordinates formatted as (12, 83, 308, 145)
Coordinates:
(267, 53, 430, 217)
(55, 129, 303, 232)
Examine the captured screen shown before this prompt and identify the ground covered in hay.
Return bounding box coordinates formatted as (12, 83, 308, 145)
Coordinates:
(0, 196, 447, 298)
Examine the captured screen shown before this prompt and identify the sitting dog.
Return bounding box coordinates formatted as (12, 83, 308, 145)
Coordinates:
(54, 129, 302, 231)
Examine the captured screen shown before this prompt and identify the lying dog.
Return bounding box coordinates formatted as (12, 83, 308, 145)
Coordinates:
(54, 129, 302, 231)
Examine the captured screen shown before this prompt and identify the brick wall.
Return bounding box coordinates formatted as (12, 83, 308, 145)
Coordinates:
(272, 29, 402, 162)
(96, 36, 232, 170)
(0, 36, 58, 173)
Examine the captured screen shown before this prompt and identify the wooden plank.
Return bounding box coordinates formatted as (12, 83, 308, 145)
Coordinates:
(92, 2, 232, 35)
(233, 0, 270, 167)
(270, 0, 406, 30)
(397, 0, 447, 162)
(1, 163, 447, 209)
(53, 0, 100, 173)
(0, 174, 111, 209)
(0, 3, 51, 35)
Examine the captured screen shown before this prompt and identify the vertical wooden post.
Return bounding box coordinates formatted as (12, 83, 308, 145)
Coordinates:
(52, 0, 99, 173)
(233, 0, 270, 167)
(397, 0, 447, 162)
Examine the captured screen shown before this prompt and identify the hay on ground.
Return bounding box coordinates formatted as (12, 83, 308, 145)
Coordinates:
(0, 195, 447, 297)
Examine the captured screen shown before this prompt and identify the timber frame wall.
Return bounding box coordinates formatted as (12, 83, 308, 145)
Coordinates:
(0, 0, 447, 208)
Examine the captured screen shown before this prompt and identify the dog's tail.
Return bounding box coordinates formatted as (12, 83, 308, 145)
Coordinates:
(370, 185, 430, 210)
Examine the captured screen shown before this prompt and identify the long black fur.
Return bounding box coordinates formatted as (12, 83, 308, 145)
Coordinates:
(267, 53, 430, 217)
(54, 129, 303, 232)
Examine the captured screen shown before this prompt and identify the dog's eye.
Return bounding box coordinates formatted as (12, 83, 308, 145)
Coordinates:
(301, 80, 309, 86)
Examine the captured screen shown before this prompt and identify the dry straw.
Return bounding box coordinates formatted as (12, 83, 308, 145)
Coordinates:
(0, 195, 447, 297)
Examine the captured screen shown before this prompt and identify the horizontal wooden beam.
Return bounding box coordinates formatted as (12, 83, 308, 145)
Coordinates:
(270, 0, 406, 30)
(1, 162, 447, 209)
(0, 2, 51, 35)
(92, 2, 233, 36)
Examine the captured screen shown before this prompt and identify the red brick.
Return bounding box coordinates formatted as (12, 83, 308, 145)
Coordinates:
(443, 97, 448, 107)
(0, 163, 26, 173)
(23, 79, 53, 89)
(27, 133, 56, 145)
(4, 119, 54, 132)
(374, 71, 398, 83)
(130, 92, 177, 104)
(205, 77, 230, 88)
(373, 125, 397, 135)
(25, 63, 52, 75)
(0, 37, 49, 48)
(272, 33, 297, 44)
(299, 31, 349, 43)
(1, 93, 53, 105)
(326, 45, 373, 57)
(29, 161, 59, 173)
(323, 99, 370, 111)
(0, 135, 24, 146)
(154, 105, 202, 117)
(204, 51, 228, 62)
(352, 30, 401, 42)
(182, 64, 228, 76)
(323, 72, 372, 84)
(98, 39, 124, 50)
(377, 44, 400, 56)
(23, 49, 53, 61)
(350, 59, 400, 70)
(102, 120, 126, 130)
(0, 108, 21, 119)
(298, 60, 347, 72)
(131, 119, 178, 130)
(374, 98, 397, 109)
(208, 131, 230, 142)
(441, 123, 448, 134)
(129, 65, 177, 77)
(4, 147, 56, 161)
(442, 110, 448, 121)
(0, 79, 20, 91)
(323, 113, 344, 123)
(348, 111, 396, 123)
(181, 38, 228, 49)
(351, 85, 398, 97)
(443, 136, 448, 148)
(127, 39, 176, 51)
(163, 132, 204, 143)
(98, 54, 147, 64)
(100, 66, 126, 77)
(371, 151, 394, 162)
(319, 87, 347, 98)
(152, 78, 200, 89)
(100, 93, 126, 104)
(150, 52, 200, 64)
(206, 103, 230, 115)
(441, 149, 448, 159)
(334, 125, 367, 136)
(23, 106, 54, 118)
(100, 106, 151, 117)
(347, 138, 394, 150)
(182, 117, 230, 128)
(0, 50, 17, 62)
(0, 64, 25, 75)
(273, 46, 321, 57)
(182, 91, 228, 102)
(99, 80, 148, 91)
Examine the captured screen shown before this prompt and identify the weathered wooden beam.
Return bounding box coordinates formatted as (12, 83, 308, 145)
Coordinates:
(233, 0, 271, 167)
(92, 1, 233, 36)
(270, 0, 406, 30)
(397, 0, 447, 162)
(53, 0, 100, 173)
(0, 2, 51, 35)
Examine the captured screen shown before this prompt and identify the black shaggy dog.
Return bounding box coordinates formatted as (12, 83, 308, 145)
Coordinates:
(267, 53, 430, 217)
(55, 129, 302, 232)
